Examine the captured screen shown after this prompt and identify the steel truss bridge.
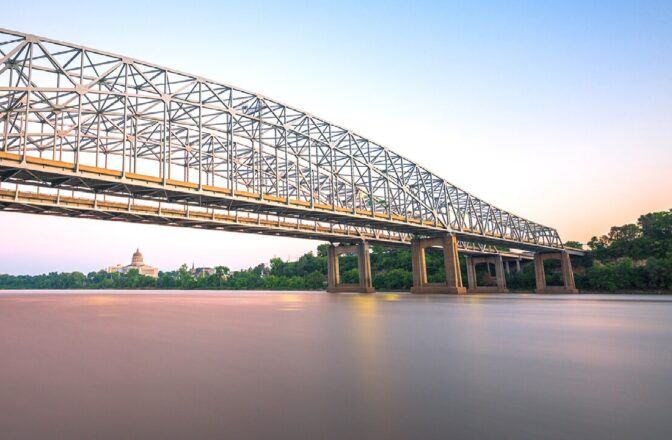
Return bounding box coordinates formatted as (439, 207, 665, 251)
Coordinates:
(0, 29, 573, 262)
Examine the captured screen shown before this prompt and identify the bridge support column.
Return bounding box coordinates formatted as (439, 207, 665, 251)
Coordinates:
(534, 251, 578, 293)
(411, 235, 466, 294)
(466, 256, 477, 291)
(465, 255, 508, 293)
(327, 245, 340, 288)
(326, 242, 375, 294)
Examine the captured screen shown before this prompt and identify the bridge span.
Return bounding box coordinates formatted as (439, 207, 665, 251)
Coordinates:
(0, 29, 580, 294)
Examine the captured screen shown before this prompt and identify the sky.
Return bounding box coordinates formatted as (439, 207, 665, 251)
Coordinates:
(1, 0, 670, 274)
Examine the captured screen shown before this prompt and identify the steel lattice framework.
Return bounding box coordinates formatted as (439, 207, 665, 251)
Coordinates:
(0, 29, 565, 252)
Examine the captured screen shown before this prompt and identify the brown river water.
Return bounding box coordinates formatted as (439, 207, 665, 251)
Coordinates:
(0, 291, 671, 439)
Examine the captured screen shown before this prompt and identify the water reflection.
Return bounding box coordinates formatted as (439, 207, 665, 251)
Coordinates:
(274, 293, 304, 312)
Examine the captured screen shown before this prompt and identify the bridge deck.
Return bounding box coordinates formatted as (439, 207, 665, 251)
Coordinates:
(0, 152, 580, 256)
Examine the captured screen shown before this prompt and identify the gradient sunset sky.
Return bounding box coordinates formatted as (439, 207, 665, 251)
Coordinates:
(1, 0, 670, 274)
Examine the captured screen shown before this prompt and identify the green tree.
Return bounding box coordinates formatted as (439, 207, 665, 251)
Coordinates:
(564, 241, 584, 250)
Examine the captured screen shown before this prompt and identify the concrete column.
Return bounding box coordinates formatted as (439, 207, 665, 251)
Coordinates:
(357, 241, 374, 292)
(443, 235, 463, 290)
(505, 260, 510, 275)
(494, 255, 507, 292)
(516, 259, 521, 273)
(560, 251, 577, 291)
(410, 239, 426, 289)
(534, 253, 546, 292)
(465, 256, 477, 291)
(327, 244, 339, 289)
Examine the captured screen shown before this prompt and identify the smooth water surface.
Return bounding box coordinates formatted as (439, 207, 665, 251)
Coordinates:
(1, 291, 671, 439)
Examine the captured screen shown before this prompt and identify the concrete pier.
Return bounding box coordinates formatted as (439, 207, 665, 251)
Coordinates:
(326, 242, 375, 293)
(534, 251, 578, 293)
(410, 234, 466, 294)
(465, 255, 509, 293)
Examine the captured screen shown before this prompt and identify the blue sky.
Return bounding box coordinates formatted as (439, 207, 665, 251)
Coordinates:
(1, 0, 671, 274)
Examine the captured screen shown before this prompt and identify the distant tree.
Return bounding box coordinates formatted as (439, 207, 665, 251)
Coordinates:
(251, 263, 268, 277)
(373, 268, 412, 290)
(316, 244, 329, 258)
(638, 210, 672, 259)
(176, 264, 195, 289)
(341, 268, 359, 284)
(564, 241, 584, 250)
(304, 271, 326, 289)
(647, 257, 672, 289)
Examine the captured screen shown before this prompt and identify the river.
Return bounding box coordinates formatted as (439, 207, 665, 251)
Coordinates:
(0, 291, 670, 439)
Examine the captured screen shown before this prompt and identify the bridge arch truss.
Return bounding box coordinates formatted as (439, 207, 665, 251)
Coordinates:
(0, 29, 565, 253)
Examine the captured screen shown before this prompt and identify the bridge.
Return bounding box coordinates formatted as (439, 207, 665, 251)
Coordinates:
(0, 29, 580, 294)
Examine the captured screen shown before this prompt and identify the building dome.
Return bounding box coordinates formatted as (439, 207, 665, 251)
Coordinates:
(131, 248, 144, 266)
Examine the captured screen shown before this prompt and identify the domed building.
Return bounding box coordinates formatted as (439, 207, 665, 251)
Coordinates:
(106, 248, 159, 278)
(131, 249, 145, 266)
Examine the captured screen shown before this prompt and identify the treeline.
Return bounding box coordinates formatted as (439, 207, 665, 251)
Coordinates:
(578, 210, 672, 291)
(0, 245, 438, 291)
(0, 209, 670, 292)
